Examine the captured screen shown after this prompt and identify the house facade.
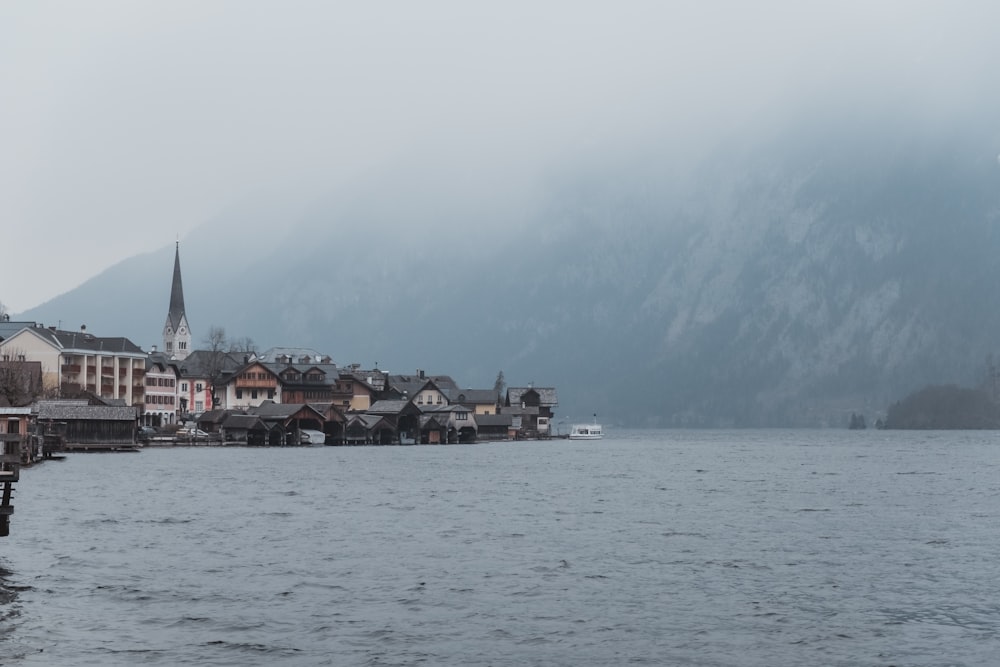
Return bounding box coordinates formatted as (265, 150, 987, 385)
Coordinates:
(505, 386, 559, 437)
(222, 361, 281, 410)
(143, 354, 179, 426)
(0, 325, 147, 405)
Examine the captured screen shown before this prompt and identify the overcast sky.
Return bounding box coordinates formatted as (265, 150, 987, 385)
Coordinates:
(3, 1, 998, 312)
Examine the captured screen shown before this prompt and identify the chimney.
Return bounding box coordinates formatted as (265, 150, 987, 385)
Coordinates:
(151, 345, 157, 353)
(418, 369, 425, 379)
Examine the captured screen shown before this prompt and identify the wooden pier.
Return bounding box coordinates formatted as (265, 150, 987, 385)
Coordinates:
(0, 434, 20, 537)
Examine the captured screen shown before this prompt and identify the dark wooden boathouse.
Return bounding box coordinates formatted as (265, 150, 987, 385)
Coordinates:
(36, 400, 139, 451)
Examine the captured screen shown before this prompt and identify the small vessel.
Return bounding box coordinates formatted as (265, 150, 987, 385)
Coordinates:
(569, 415, 603, 440)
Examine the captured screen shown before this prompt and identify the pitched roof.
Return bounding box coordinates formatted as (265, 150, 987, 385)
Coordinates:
(198, 409, 231, 425)
(256, 347, 334, 364)
(167, 242, 187, 330)
(420, 404, 469, 415)
(173, 349, 244, 377)
(506, 387, 559, 407)
(36, 401, 138, 421)
(222, 414, 267, 430)
(0, 320, 36, 342)
(474, 413, 513, 427)
(347, 413, 390, 430)
(387, 373, 460, 398)
(367, 400, 411, 415)
(8, 326, 145, 355)
(249, 401, 325, 421)
(448, 389, 499, 405)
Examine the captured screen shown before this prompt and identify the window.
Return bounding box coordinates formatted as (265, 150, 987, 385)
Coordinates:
(179, 342, 187, 350)
(457, 412, 468, 421)
(196, 383, 203, 392)
(436, 395, 442, 405)
(251, 390, 258, 400)
(267, 389, 274, 399)
(236, 389, 243, 399)
(195, 401, 204, 411)
(181, 382, 188, 391)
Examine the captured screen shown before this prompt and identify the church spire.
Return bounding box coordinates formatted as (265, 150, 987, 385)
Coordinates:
(168, 241, 186, 330)
(163, 241, 192, 360)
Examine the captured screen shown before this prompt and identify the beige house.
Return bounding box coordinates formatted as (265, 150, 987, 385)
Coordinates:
(0, 325, 147, 405)
(449, 389, 500, 415)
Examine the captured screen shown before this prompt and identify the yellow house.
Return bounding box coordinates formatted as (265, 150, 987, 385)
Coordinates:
(450, 389, 501, 415)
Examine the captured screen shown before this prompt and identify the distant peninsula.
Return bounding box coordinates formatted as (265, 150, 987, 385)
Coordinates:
(883, 384, 1000, 429)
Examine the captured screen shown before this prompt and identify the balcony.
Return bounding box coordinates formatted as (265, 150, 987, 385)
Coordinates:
(61, 364, 82, 373)
(235, 379, 277, 389)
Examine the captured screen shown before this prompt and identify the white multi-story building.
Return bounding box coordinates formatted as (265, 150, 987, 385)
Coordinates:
(0, 324, 147, 405)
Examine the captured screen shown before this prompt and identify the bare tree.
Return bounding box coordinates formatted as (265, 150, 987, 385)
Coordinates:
(203, 326, 229, 408)
(0, 348, 43, 406)
(228, 336, 257, 355)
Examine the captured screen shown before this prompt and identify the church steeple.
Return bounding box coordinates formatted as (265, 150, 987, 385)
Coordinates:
(163, 241, 192, 360)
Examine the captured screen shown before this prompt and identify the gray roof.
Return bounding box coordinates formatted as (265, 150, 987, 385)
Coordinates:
(268, 362, 338, 381)
(37, 402, 138, 421)
(387, 374, 460, 398)
(367, 400, 411, 415)
(347, 413, 390, 430)
(475, 413, 513, 427)
(249, 401, 323, 420)
(420, 404, 469, 415)
(222, 414, 267, 430)
(506, 387, 559, 407)
(198, 409, 231, 425)
(0, 321, 36, 342)
(173, 349, 244, 377)
(167, 242, 187, 331)
(448, 389, 499, 405)
(146, 352, 173, 371)
(10, 325, 145, 355)
(256, 347, 334, 365)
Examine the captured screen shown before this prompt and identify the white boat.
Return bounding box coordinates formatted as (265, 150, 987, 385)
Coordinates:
(569, 417, 603, 440)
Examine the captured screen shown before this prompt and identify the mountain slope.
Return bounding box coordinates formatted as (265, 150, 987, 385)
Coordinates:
(20, 121, 1000, 426)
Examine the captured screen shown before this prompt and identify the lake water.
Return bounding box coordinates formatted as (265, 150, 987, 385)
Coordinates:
(2, 429, 999, 666)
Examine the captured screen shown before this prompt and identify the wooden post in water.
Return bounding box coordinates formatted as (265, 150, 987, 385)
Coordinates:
(0, 434, 20, 537)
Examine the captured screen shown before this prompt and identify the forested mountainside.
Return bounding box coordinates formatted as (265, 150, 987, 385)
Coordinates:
(22, 117, 1000, 426)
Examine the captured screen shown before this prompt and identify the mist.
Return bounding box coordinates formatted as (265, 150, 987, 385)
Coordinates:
(4, 1, 1000, 312)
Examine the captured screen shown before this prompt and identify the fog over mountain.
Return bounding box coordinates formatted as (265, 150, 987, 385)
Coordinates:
(19, 102, 1000, 426)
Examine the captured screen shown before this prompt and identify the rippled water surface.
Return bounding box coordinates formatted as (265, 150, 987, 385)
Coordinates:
(2, 429, 1000, 665)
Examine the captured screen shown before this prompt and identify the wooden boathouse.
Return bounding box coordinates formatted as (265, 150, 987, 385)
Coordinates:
(36, 400, 139, 451)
